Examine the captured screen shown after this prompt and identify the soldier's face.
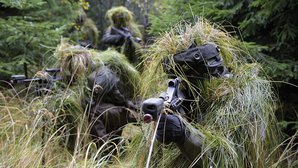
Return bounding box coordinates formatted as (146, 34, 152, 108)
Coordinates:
(113, 15, 127, 28)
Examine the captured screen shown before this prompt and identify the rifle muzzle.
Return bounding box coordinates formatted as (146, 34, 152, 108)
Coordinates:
(142, 98, 164, 123)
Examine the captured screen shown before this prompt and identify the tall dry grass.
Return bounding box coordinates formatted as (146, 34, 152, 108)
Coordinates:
(0, 18, 297, 168)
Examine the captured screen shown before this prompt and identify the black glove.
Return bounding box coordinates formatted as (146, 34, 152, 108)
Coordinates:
(120, 27, 132, 40)
(124, 32, 132, 40)
(125, 100, 139, 111)
(124, 33, 133, 46)
(156, 114, 186, 144)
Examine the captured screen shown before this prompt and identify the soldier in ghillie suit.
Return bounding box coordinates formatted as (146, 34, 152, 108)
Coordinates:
(69, 9, 99, 49)
(55, 41, 140, 152)
(86, 50, 141, 149)
(117, 18, 281, 168)
(102, 6, 142, 66)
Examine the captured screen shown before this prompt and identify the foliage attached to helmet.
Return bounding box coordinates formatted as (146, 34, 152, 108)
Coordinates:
(106, 6, 133, 28)
(54, 39, 140, 97)
(105, 6, 142, 39)
(54, 40, 93, 84)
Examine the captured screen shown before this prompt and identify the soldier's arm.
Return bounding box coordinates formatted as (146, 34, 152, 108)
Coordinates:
(176, 129, 203, 166)
(156, 114, 203, 166)
(89, 104, 109, 147)
(102, 28, 125, 46)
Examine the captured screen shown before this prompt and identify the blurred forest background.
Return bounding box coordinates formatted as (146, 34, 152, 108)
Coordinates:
(0, 0, 297, 157)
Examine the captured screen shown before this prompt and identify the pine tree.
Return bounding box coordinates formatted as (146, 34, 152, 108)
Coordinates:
(0, 0, 81, 79)
(148, 0, 298, 81)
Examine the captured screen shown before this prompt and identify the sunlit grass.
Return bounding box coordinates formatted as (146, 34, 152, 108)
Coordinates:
(0, 84, 126, 167)
(0, 59, 147, 167)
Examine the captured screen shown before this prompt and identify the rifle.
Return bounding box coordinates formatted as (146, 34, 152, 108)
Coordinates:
(11, 68, 62, 96)
(142, 77, 184, 123)
(141, 77, 185, 168)
(111, 26, 142, 43)
(11, 68, 61, 165)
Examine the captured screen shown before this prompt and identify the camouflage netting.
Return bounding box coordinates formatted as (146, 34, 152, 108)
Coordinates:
(117, 18, 281, 167)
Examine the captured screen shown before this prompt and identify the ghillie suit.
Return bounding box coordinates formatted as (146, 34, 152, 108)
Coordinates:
(55, 41, 141, 153)
(86, 50, 141, 150)
(116, 18, 282, 167)
(69, 9, 99, 49)
(102, 6, 143, 66)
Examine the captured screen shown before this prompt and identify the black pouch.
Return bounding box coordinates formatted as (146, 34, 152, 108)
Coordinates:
(173, 43, 221, 65)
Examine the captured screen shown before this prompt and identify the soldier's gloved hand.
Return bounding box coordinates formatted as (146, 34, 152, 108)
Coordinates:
(156, 114, 186, 144)
(125, 100, 139, 111)
(125, 34, 133, 42)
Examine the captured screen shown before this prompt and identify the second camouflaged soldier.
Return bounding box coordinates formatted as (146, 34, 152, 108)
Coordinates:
(102, 6, 142, 65)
